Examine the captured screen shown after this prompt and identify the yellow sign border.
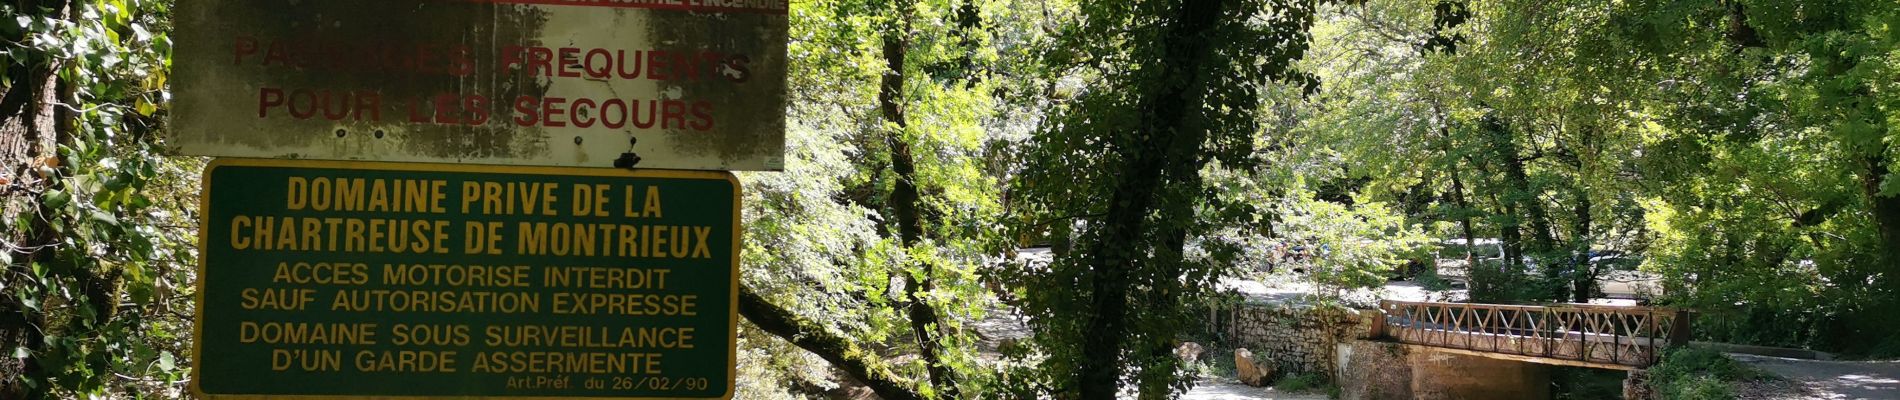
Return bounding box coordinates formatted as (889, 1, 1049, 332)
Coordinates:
(188, 158, 741, 400)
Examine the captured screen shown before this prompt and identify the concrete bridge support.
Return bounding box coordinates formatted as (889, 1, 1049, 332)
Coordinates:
(1337, 340, 1552, 400)
(1410, 349, 1551, 400)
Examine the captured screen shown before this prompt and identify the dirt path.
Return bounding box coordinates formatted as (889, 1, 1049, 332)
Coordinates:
(1729, 354, 1900, 400)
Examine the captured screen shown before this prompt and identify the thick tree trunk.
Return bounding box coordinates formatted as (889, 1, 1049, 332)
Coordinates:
(1480, 116, 1552, 253)
(1499, 203, 1524, 271)
(1861, 155, 1900, 285)
(1501, 154, 1553, 253)
(1, 2, 73, 397)
(878, 18, 956, 397)
(1136, 140, 1211, 398)
(1450, 174, 1477, 262)
(0, 58, 60, 400)
(738, 286, 927, 400)
(1571, 187, 1594, 303)
(1723, 0, 1764, 50)
(1079, 1, 1224, 398)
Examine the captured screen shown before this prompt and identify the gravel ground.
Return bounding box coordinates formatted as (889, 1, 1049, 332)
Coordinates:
(1177, 382, 1330, 400)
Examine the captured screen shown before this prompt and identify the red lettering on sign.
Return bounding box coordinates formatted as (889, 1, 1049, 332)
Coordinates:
(511, 96, 713, 132)
(234, 36, 259, 65)
(259, 87, 381, 122)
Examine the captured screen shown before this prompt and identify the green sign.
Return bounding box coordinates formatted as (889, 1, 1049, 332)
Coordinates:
(191, 159, 738, 399)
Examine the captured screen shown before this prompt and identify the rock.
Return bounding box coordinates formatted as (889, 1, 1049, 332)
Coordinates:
(1235, 348, 1276, 387)
(1622, 370, 1653, 400)
(1176, 342, 1205, 363)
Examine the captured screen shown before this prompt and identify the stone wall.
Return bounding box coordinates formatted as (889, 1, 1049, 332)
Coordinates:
(1219, 301, 1374, 379)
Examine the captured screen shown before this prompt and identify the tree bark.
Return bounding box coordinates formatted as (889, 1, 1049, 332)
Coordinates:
(1480, 115, 1551, 266)
(1451, 173, 1477, 262)
(1, 1, 74, 397)
(1861, 155, 1900, 286)
(738, 286, 927, 400)
(1570, 187, 1594, 303)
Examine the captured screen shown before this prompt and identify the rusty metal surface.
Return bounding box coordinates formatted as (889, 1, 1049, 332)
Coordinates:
(172, 0, 787, 171)
(1377, 300, 1689, 368)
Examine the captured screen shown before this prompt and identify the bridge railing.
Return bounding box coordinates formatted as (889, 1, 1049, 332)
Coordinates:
(1374, 300, 1691, 368)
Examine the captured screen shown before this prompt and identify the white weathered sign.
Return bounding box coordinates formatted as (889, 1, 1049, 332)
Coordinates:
(172, 0, 788, 171)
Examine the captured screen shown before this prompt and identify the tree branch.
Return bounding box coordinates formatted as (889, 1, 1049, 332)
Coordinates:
(737, 284, 927, 400)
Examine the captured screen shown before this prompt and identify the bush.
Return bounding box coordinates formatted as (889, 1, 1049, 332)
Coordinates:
(1416, 268, 1454, 291)
(1272, 373, 1329, 393)
(1648, 347, 1766, 400)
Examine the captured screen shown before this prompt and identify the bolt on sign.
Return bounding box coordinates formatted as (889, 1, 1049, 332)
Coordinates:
(170, 0, 788, 171)
(190, 159, 739, 399)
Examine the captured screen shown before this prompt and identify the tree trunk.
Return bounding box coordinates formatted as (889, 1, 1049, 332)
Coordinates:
(1450, 174, 1477, 261)
(0, 2, 73, 397)
(878, 15, 957, 397)
(1480, 115, 1552, 254)
(1500, 203, 1524, 272)
(1079, 1, 1224, 398)
(1571, 187, 1594, 303)
(1861, 155, 1900, 287)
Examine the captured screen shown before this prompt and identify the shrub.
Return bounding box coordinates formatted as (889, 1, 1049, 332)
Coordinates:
(1648, 347, 1766, 400)
(1273, 373, 1328, 393)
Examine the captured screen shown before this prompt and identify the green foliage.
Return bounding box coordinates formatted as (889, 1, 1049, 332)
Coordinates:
(1005, 0, 1334, 397)
(738, 0, 1039, 397)
(1271, 372, 1329, 393)
(1649, 347, 1768, 400)
(1269, 184, 1434, 301)
(1613, 0, 1900, 356)
(1291, 0, 1900, 355)
(2, 0, 199, 397)
(8, 0, 1899, 397)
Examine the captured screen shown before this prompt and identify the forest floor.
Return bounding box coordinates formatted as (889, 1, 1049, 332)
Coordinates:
(1729, 354, 1900, 399)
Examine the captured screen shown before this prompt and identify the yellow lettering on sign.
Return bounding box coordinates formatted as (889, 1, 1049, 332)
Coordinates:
(240, 322, 377, 345)
(380, 264, 531, 288)
(224, 217, 450, 254)
(286, 177, 446, 213)
(480, 325, 695, 349)
(231, 216, 253, 249)
(329, 289, 542, 313)
(464, 182, 562, 215)
(391, 324, 471, 347)
(550, 293, 697, 316)
(240, 288, 317, 311)
(542, 266, 670, 290)
(573, 184, 610, 217)
(270, 262, 369, 285)
(272, 349, 341, 372)
(469, 351, 662, 375)
(643, 186, 663, 218)
(354, 350, 458, 373)
(513, 223, 713, 258)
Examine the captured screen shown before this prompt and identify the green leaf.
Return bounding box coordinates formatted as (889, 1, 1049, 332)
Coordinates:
(156, 351, 175, 372)
(43, 190, 71, 209)
(88, 210, 119, 228)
